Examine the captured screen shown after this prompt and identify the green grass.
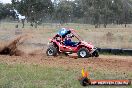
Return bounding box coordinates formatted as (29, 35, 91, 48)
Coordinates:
(0, 63, 131, 88)
(0, 63, 80, 88)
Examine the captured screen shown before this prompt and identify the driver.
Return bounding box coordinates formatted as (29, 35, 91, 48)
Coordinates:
(64, 34, 77, 47)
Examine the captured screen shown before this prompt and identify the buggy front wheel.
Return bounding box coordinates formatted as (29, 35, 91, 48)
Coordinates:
(77, 48, 89, 58)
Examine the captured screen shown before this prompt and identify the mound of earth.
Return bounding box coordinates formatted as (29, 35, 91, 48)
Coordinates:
(0, 34, 32, 56)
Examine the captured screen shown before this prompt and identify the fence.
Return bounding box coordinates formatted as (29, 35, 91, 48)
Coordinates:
(98, 48, 132, 56)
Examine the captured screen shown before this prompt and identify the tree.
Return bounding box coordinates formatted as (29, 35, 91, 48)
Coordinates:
(12, 0, 54, 28)
(2, 0, 132, 28)
(0, 3, 15, 21)
(72, 0, 84, 23)
(77, 0, 127, 28)
(54, 0, 75, 24)
(80, 0, 102, 27)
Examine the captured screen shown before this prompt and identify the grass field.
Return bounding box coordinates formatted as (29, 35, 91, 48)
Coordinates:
(0, 63, 79, 88)
(0, 22, 132, 88)
(0, 56, 131, 88)
(0, 22, 132, 49)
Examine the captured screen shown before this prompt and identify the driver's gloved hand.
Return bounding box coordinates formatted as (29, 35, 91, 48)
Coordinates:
(77, 42, 81, 45)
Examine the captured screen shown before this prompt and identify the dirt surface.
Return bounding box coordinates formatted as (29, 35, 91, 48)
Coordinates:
(0, 29, 131, 75)
(0, 54, 131, 73)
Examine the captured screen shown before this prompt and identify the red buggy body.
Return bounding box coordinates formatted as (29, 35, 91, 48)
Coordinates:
(46, 28, 99, 58)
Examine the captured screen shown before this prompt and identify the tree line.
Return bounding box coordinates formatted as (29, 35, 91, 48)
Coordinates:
(0, 0, 132, 28)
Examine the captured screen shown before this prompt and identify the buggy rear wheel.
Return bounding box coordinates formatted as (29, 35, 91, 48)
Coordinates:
(77, 48, 89, 58)
(46, 46, 57, 56)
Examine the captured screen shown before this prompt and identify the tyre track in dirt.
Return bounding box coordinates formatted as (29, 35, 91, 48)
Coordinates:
(0, 54, 131, 73)
(0, 31, 131, 74)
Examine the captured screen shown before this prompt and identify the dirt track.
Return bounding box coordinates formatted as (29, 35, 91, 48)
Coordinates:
(0, 35, 131, 72)
(0, 29, 131, 75)
(0, 54, 131, 73)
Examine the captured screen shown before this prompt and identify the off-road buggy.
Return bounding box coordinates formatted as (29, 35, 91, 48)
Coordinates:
(46, 28, 99, 58)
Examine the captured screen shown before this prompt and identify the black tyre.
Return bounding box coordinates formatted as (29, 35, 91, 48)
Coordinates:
(92, 50, 99, 57)
(77, 48, 89, 58)
(46, 46, 57, 56)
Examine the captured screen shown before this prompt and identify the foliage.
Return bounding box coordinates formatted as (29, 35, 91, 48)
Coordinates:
(11, 0, 53, 28)
(0, 3, 15, 20)
(1, 0, 132, 28)
(54, 1, 75, 23)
